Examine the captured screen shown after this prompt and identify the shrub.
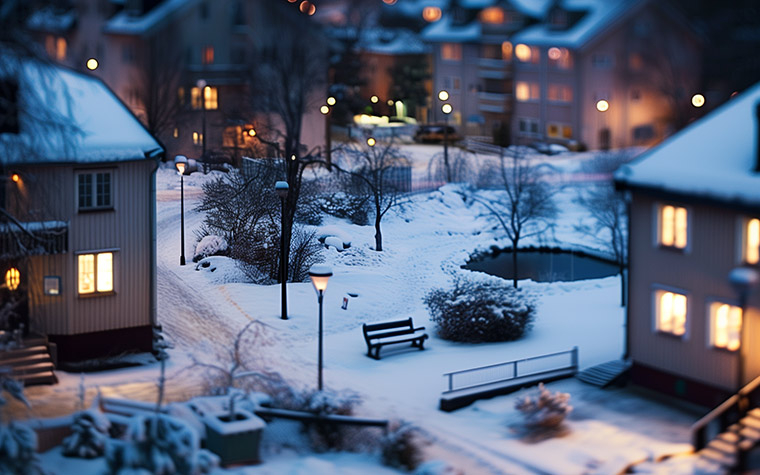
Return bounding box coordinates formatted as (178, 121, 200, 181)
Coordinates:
(317, 192, 371, 226)
(62, 407, 110, 458)
(193, 235, 228, 262)
(424, 277, 535, 342)
(381, 421, 426, 471)
(515, 383, 572, 430)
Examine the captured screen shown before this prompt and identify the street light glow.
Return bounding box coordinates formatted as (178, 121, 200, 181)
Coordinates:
(692, 94, 705, 108)
(86, 58, 99, 70)
(11, 173, 20, 183)
(320, 105, 330, 115)
(442, 103, 452, 115)
(327, 96, 336, 106)
(367, 137, 376, 147)
(596, 99, 609, 112)
(248, 128, 256, 137)
(438, 90, 449, 101)
(371, 95, 379, 103)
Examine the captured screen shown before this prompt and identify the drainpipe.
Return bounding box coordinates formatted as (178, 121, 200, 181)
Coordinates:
(145, 148, 162, 335)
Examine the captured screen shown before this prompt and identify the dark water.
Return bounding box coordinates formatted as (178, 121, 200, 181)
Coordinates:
(465, 248, 619, 282)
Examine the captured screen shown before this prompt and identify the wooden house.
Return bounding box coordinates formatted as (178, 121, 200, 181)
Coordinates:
(614, 82, 760, 407)
(1, 59, 163, 364)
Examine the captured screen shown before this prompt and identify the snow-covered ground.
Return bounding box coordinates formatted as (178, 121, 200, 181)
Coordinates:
(20, 145, 704, 474)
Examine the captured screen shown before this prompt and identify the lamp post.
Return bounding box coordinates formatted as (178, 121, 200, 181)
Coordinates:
(729, 267, 759, 399)
(595, 99, 609, 151)
(309, 264, 333, 391)
(174, 155, 188, 266)
(197, 79, 208, 172)
(441, 102, 453, 183)
(437, 89, 448, 123)
(321, 96, 335, 168)
(275, 181, 289, 320)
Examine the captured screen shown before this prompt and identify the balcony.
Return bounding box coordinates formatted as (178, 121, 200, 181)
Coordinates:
(478, 92, 511, 114)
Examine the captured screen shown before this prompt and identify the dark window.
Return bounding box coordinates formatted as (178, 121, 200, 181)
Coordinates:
(78, 171, 113, 211)
(0, 79, 19, 135)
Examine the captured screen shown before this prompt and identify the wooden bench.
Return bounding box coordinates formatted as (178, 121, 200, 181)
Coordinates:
(362, 318, 428, 360)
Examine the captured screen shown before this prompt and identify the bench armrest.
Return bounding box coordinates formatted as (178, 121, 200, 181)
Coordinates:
(413, 327, 426, 332)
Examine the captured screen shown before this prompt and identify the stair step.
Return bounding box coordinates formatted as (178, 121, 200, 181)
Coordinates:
(699, 447, 736, 467)
(748, 408, 760, 419)
(0, 353, 52, 367)
(0, 346, 49, 360)
(707, 438, 738, 455)
(741, 416, 760, 430)
(19, 371, 57, 386)
(13, 361, 55, 373)
(740, 426, 760, 443)
(717, 431, 740, 444)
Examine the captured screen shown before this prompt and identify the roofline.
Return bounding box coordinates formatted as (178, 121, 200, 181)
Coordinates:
(614, 180, 760, 214)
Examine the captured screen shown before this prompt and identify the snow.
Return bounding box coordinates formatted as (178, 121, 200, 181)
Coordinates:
(104, 0, 200, 35)
(615, 81, 760, 207)
(23, 146, 703, 474)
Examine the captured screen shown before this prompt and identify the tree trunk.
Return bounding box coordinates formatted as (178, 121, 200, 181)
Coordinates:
(512, 245, 518, 288)
(374, 213, 383, 252)
(619, 264, 626, 307)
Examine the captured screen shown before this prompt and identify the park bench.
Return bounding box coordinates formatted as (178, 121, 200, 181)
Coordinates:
(362, 318, 428, 360)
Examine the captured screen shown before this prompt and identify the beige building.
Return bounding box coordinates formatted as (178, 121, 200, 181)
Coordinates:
(615, 82, 760, 408)
(1, 59, 163, 362)
(422, 0, 701, 149)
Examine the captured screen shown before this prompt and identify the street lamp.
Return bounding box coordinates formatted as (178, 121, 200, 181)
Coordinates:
(437, 89, 448, 123)
(729, 266, 759, 399)
(595, 99, 610, 150)
(174, 155, 188, 266)
(321, 99, 333, 167)
(309, 264, 333, 391)
(442, 102, 453, 182)
(197, 79, 208, 172)
(275, 181, 289, 320)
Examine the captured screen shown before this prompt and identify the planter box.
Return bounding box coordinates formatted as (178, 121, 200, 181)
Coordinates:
(202, 409, 265, 466)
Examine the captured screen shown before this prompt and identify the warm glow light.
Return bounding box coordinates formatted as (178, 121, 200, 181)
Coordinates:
(248, 128, 256, 137)
(441, 103, 452, 114)
(422, 6, 442, 22)
(712, 303, 742, 351)
(327, 96, 336, 106)
(367, 137, 376, 147)
(481, 7, 504, 24)
(320, 105, 330, 115)
(309, 264, 333, 292)
(691, 93, 705, 108)
(299, 1, 316, 15)
(596, 99, 609, 112)
(383, 0, 397, 4)
(175, 154, 188, 176)
(515, 44, 532, 62)
(501, 41, 513, 60)
(97, 252, 113, 292)
(86, 58, 99, 70)
(370, 95, 379, 103)
(660, 204, 687, 249)
(291, 154, 297, 161)
(747, 218, 760, 264)
(11, 173, 19, 183)
(548, 47, 561, 60)
(4, 268, 20, 291)
(658, 291, 687, 336)
(438, 90, 449, 101)
(387, 99, 394, 106)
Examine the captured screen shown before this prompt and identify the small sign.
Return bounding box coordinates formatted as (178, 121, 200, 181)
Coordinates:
(341, 297, 349, 310)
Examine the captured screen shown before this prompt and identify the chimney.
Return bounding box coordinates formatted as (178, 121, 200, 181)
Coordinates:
(756, 102, 760, 172)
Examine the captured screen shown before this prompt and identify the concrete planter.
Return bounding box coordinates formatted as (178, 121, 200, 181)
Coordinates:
(202, 409, 265, 466)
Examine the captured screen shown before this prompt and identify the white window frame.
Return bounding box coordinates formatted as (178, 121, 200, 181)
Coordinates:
(77, 170, 114, 212)
(77, 250, 117, 296)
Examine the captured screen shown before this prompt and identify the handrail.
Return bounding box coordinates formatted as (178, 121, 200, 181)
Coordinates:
(443, 347, 576, 377)
(691, 375, 760, 450)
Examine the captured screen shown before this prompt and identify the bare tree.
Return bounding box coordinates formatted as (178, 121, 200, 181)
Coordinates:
(471, 148, 557, 288)
(330, 138, 410, 251)
(574, 151, 634, 306)
(136, 30, 183, 142)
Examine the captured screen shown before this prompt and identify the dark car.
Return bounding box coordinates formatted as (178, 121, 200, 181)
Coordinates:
(414, 124, 462, 144)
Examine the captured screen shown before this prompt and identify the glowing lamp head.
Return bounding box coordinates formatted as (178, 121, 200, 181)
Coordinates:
(367, 137, 376, 147)
(309, 264, 333, 293)
(327, 96, 336, 106)
(442, 103, 452, 115)
(422, 6, 441, 22)
(370, 95, 379, 104)
(691, 94, 705, 108)
(596, 99, 609, 112)
(86, 58, 99, 70)
(291, 154, 297, 161)
(438, 90, 449, 101)
(5, 268, 20, 291)
(320, 105, 330, 115)
(387, 99, 394, 106)
(247, 128, 256, 137)
(174, 154, 188, 175)
(383, 0, 397, 4)
(10, 173, 20, 183)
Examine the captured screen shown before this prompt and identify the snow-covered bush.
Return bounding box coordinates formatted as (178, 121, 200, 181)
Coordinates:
(424, 277, 535, 342)
(381, 421, 426, 471)
(316, 192, 371, 225)
(105, 414, 218, 474)
(0, 373, 44, 474)
(515, 383, 572, 430)
(193, 235, 228, 262)
(62, 407, 111, 458)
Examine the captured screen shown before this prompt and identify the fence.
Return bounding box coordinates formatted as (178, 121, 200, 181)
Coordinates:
(442, 347, 579, 394)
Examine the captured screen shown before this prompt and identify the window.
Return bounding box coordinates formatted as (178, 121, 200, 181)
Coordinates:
(514, 44, 539, 63)
(515, 81, 539, 101)
(177, 87, 185, 106)
(0, 79, 19, 134)
(632, 124, 654, 143)
(443, 76, 461, 91)
(43, 276, 61, 296)
(548, 47, 572, 69)
(191, 86, 218, 110)
(655, 289, 687, 336)
(501, 41, 513, 61)
(710, 302, 742, 351)
(78, 171, 113, 211)
(481, 7, 504, 24)
(45, 36, 67, 61)
(592, 54, 613, 69)
(193, 131, 203, 145)
(658, 204, 688, 249)
(441, 43, 462, 61)
(78, 252, 113, 295)
(743, 218, 760, 264)
(547, 84, 572, 102)
(547, 123, 572, 139)
(202, 45, 214, 65)
(518, 118, 539, 135)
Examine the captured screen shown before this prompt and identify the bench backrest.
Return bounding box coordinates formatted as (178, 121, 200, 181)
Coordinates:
(363, 318, 414, 339)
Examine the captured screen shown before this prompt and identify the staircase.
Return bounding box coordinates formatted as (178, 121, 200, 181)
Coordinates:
(576, 359, 631, 388)
(0, 333, 57, 386)
(694, 408, 760, 474)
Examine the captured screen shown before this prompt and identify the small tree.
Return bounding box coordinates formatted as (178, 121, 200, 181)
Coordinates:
(330, 138, 410, 251)
(515, 383, 572, 432)
(472, 147, 558, 288)
(62, 375, 110, 459)
(0, 368, 44, 474)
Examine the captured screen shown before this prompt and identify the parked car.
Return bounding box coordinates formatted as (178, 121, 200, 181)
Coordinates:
(414, 124, 462, 144)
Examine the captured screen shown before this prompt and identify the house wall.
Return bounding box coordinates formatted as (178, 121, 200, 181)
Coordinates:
(6, 160, 155, 345)
(628, 192, 760, 404)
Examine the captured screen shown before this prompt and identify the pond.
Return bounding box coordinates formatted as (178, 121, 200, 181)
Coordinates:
(465, 247, 619, 283)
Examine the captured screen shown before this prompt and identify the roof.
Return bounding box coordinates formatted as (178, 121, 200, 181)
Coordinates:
(614, 82, 760, 208)
(511, 0, 635, 48)
(359, 28, 431, 55)
(421, 16, 482, 42)
(0, 59, 163, 165)
(104, 0, 200, 36)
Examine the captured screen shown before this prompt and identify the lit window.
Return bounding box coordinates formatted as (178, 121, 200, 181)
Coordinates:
(177, 87, 185, 106)
(548, 84, 572, 102)
(515, 82, 539, 101)
(501, 41, 512, 61)
(4, 268, 20, 291)
(441, 43, 462, 61)
(515, 44, 538, 63)
(744, 218, 760, 264)
(547, 123, 571, 138)
(43, 276, 60, 296)
(56, 37, 67, 61)
(78, 252, 114, 295)
(548, 47, 572, 69)
(202, 45, 214, 65)
(193, 132, 203, 145)
(655, 289, 687, 336)
(78, 171, 113, 211)
(191, 86, 218, 110)
(423, 6, 442, 22)
(481, 7, 504, 24)
(659, 204, 688, 249)
(710, 302, 742, 351)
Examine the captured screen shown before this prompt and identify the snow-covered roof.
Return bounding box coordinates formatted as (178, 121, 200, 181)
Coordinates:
(615, 82, 760, 207)
(421, 16, 482, 43)
(26, 7, 77, 33)
(359, 28, 430, 55)
(104, 0, 200, 36)
(0, 60, 163, 165)
(511, 0, 634, 49)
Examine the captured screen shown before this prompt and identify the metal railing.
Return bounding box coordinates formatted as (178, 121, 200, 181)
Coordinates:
(691, 375, 760, 450)
(442, 347, 578, 394)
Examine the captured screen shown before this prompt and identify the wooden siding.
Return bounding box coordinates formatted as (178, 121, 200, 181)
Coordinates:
(10, 160, 155, 336)
(629, 193, 760, 391)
